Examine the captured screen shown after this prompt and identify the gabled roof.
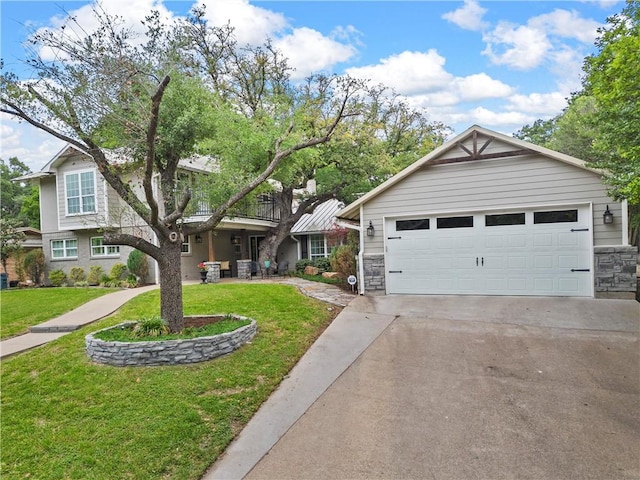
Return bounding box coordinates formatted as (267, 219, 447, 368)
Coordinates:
(336, 124, 601, 221)
(292, 198, 343, 234)
(16, 144, 216, 181)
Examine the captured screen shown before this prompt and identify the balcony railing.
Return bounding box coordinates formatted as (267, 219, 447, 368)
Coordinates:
(189, 192, 280, 223)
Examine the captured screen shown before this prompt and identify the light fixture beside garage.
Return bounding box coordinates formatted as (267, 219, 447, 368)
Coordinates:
(603, 205, 614, 224)
(366, 221, 375, 237)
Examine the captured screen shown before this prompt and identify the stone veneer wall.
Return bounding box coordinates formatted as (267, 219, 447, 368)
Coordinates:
(204, 262, 220, 283)
(86, 318, 257, 366)
(594, 246, 638, 298)
(363, 254, 386, 293)
(237, 259, 252, 280)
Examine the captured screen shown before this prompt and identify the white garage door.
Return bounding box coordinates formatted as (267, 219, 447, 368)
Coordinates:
(385, 206, 593, 296)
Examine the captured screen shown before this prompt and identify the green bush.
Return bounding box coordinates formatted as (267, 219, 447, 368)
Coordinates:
(109, 263, 127, 281)
(68, 267, 86, 284)
(330, 245, 356, 278)
(126, 249, 149, 283)
(313, 257, 331, 273)
(23, 249, 45, 285)
(48, 269, 67, 287)
(295, 259, 314, 273)
(132, 316, 169, 338)
(87, 265, 104, 286)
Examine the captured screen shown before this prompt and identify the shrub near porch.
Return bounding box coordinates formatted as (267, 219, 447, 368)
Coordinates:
(0, 283, 336, 480)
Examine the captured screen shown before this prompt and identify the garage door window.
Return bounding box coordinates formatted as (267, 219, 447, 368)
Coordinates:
(534, 209, 578, 224)
(437, 216, 473, 229)
(396, 218, 430, 231)
(485, 213, 525, 226)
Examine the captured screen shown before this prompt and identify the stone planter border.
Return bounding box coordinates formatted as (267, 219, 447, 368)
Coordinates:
(85, 315, 257, 367)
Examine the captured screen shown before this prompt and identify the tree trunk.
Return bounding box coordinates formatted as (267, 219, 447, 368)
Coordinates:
(258, 224, 294, 269)
(156, 238, 184, 333)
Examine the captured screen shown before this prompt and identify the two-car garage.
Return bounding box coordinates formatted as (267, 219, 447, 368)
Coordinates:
(337, 126, 635, 299)
(385, 205, 593, 296)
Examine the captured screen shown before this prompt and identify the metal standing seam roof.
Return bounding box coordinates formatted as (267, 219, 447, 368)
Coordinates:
(291, 198, 344, 234)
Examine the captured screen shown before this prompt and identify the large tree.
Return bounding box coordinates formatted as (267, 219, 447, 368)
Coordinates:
(0, 157, 39, 228)
(1, 5, 368, 332)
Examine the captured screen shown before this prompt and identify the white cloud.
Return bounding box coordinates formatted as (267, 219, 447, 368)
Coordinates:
(506, 92, 568, 116)
(442, 0, 489, 31)
(453, 73, 513, 102)
(198, 0, 288, 45)
(36, 0, 177, 61)
(275, 27, 357, 79)
(482, 22, 552, 70)
(529, 9, 601, 44)
(0, 115, 66, 171)
(346, 50, 453, 95)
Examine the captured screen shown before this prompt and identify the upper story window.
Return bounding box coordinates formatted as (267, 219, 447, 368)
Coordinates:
(309, 234, 326, 260)
(65, 170, 96, 215)
(51, 239, 78, 259)
(91, 237, 120, 257)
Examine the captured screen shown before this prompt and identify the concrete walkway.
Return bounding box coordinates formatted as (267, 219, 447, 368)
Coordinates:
(0, 278, 355, 359)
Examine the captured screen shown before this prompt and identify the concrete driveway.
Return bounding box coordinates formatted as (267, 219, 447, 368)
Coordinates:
(207, 295, 639, 480)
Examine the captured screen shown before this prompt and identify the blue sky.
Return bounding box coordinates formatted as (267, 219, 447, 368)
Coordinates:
(0, 0, 622, 172)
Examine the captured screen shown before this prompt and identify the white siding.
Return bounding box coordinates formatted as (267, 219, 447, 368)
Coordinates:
(39, 177, 58, 233)
(363, 154, 622, 254)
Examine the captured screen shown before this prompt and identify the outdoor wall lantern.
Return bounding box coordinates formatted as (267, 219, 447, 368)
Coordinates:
(366, 221, 375, 237)
(195, 234, 203, 243)
(231, 235, 242, 245)
(603, 205, 614, 224)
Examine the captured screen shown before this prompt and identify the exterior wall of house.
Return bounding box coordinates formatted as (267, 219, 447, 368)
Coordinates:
(42, 229, 156, 285)
(362, 154, 624, 256)
(40, 177, 58, 233)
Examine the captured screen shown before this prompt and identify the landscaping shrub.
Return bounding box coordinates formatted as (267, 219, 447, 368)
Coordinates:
(295, 259, 313, 273)
(23, 249, 44, 285)
(126, 249, 149, 283)
(109, 262, 128, 281)
(87, 265, 104, 286)
(48, 269, 67, 287)
(68, 266, 86, 285)
(132, 316, 169, 338)
(330, 244, 357, 278)
(313, 257, 331, 273)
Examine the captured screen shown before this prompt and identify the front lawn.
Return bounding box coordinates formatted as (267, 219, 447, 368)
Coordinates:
(0, 287, 120, 340)
(0, 283, 336, 480)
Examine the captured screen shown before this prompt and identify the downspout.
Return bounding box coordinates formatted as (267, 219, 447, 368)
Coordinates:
(358, 205, 365, 295)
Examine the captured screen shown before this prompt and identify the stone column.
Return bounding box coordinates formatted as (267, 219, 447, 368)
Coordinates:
(237, 259, 251, 280)
(204, 261, 221, 283)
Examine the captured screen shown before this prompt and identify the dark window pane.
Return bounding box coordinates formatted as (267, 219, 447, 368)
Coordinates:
(534, 209, 578, 224)
(437, 216, 474, 229)
(485, 213, 525, 227)
(396, 219, 430, 231)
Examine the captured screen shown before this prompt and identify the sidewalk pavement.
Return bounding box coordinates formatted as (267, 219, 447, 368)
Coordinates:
(0, 278, 355, 359)
(0, 284, 160, 358)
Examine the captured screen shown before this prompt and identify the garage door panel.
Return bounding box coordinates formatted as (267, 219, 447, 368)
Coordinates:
(385, 206, 592, 297)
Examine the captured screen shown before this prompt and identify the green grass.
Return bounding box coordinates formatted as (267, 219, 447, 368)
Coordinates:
(0, 287, 119, 340)
(294, 272, 344, 285)
(0, 283, 335, 480)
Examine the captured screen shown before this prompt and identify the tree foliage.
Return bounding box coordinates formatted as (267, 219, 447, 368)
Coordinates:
(0, 4, 373, 331)
(0, 157, 39, 228)
(0, 218, 25, 275)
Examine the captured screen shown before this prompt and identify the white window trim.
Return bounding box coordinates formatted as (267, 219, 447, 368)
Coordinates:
(309, 234, 327, 260)
(90, 236, 121, 258)
(64, 169, 97, 216)
(181, 235, 191, 255)
(51, 239, 78, 260)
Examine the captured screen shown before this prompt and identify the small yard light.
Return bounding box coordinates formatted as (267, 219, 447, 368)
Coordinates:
(366, 220, 375, 237)
(603, 205, 614, 224)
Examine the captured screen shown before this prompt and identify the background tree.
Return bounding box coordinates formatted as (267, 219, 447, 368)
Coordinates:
(1, 5, 369, 332)
(0, 218, 25, 275)
(515, 0, 639, 245)
(0, 157, 40, 228)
